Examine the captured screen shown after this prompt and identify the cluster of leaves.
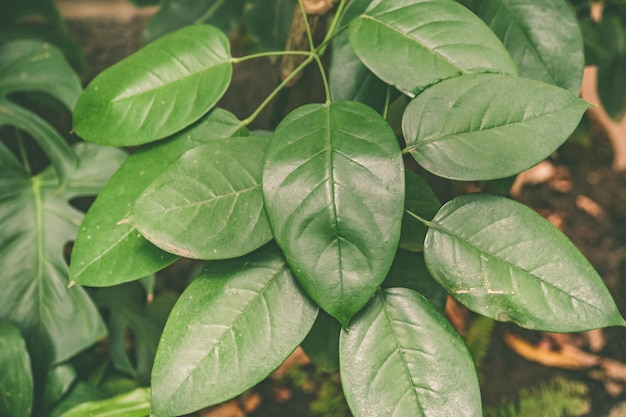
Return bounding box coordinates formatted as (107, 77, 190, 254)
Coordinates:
(65, 0, 626, 416)
(0, 2, 175, 417)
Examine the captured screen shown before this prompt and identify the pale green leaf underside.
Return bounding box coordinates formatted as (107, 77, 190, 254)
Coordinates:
(348, 0, 517, 96)
(340, 288, 482, 417)
(0, 322, 33, 417)
(73, 24, 233, 146)
(425, 194, 626, 331)
(403, 74, 590, 181)
(151, 244, 318, 416)
(262, 101, 404, 326)
(128, 136, 272, 260)
(475, 0, 584, 95)
(70, 108, 245, 286)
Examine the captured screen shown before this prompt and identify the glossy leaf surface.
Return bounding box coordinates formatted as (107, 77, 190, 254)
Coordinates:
(403, 74, 590, 180)
(263, 101, 404, 326)
(127, 136, 271, 259)
(0, 142, 125, 367)
(58, 388, 150, 417)
(0, 40, 80, 184)
(73, 25, 232, 146)
(348, 0, 517, 96)
(151, 244, 318, 416)
(400, 170, 440, 252)
(341, 288, 482, 417)
(143, 0, 244, 44)
(0, 322, 32, 417)
(425, 194, 626, 331)
(475, 0, 584, 95)
(70, 109, 245, 286)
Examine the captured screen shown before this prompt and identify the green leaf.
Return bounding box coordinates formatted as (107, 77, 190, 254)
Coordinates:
(598, 53, 626, 121)
(94, 284, 175, 385)
(0, 40, 80, 184)
(70, 108, 245, 287)
(0, 142, 126, 367)
(127, 136, 272, 259)
(340, 288, 482, 417)
(143, 0, 244, 44)
(402, 74, 590, 181)
(151, 244, 318, 416)
(44, 364, 76, 410)
(262, 101, 404, 326)
(424, 193, 626, 331)
(0, 0, 66, 32)
(384, 249, 446, 311)
(400, 170, 440, 252)
(348, 0, 517, 96)
(475, 0, 584, 95)
(58, 388, 150, 417)
(243, 0, 297, 51)
(73, 25, 233, 146)
(48, 383, 106, 417)
(301, 310, 341, 372)
(0, 322, 33, 417)
(329, 0, 389, 110)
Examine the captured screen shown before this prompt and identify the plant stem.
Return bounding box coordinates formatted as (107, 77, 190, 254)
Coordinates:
(231, 50, 313, 64)
(382, 86, 391, 119)
(404, 209, 431, 227)
(297, 0, 317, 51)
(195, 0, 226, 24)
(318, 0, 348, 55)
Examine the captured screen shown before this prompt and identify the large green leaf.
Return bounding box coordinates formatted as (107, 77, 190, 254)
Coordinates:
(126, 136, 271, 259)
(424, 193, 626, 332)
(0, 40, 80, 184)
(262, 101, 404, 326)
(0, 322, 33, 417)
(58, 388, 150, 417)
(94, 284, 175, 385)
(475, 0, 584, 95)
(143, 0, 244, 44)
(70, 108, 245, 287)
(73, 25, 233, 146)
(243, 0, 297, 51)
(402, 74, 590, 181)
(340, 288, 482, 417)
(151, 244, 318, 416)
(43, 364, 76, 411)
(0, 142, 126, 367)
(348, 0, 517, 96)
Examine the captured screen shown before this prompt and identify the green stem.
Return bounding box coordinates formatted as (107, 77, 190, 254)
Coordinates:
(241, 54, 317, 126)
(382, 85, 391, 119)
(297, 0, 317, 51)
(315, 55, 332, 103)
(195, 0, 226, 24)
(318, 0, 348, 55)
(231, 50, 313, 64)
(405, 209, 431, 227)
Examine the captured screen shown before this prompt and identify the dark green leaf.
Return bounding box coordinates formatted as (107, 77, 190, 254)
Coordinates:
(340, 288, 482, 417)
(0, 40, 80, 184)
(243, 0, 297, 51)
(598, 53, 626, 121)
(475, 0, 584, 95)
(348, 0, 517, 96)
(0, 143, 126, 367)
(127, 136, 271, 260)
(0, 322, 33, 417)
(403, 74, 590, 180)
(384, 249, 446, 311)
(301, 310, 341, 372)
(424, 193, 626, 331)
(73, 25, 233, 146)
(0, 0, 66, 31)
(151, 244, 318, 416)
(94, 284, 175, 384)
(400, 170, 440, 252)
(143, 0, 244, 44)
(58, 388, 150, 417)
(263, 101, 404, 326)
(70, 108, 245, 287)
(48, 383, 106, 417)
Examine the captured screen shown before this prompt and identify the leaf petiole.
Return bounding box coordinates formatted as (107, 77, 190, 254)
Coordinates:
(405, 209, 432, 227)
